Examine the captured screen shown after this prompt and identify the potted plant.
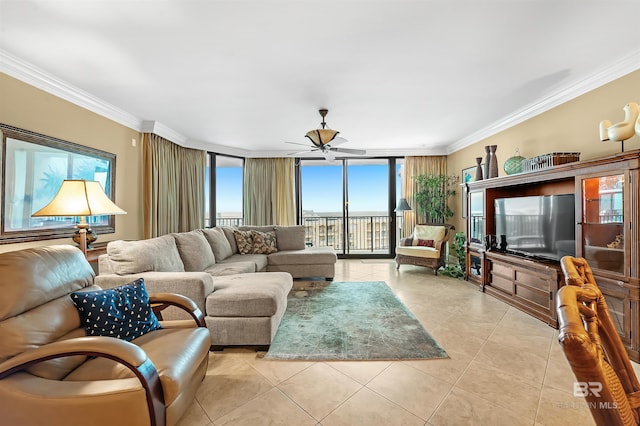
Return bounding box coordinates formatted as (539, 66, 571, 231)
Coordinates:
(413, 174, 458, 224)
(440, 231, 466, 278)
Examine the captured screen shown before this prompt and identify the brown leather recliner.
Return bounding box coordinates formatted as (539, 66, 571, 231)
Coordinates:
(0, 245, 211, 426)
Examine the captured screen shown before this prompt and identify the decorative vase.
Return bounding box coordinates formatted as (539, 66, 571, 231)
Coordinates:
(474, 157, 483, 181)
(483, 146, 491, 179)
(489, 145, 498, 178)
(504, 148, 526, 175)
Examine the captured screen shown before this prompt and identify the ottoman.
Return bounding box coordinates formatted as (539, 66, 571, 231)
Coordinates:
(205, 272, 293, 349)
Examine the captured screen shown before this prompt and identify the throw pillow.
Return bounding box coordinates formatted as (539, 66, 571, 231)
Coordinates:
(251, 230, 278, 254)
(107, 235, 185, 275)
(414, 239, 435, 248)
(202, 227, 234, 260)
(70, 278, 162, 342)
(400, 237, 413, 246)
(274, 226, 306, 250)
(172, 230, 215, 271)
(233, 229, 254, 254)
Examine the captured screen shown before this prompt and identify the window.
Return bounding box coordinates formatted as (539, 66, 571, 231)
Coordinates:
(1, 124, 116, 243)
(205, 153, 244, 227)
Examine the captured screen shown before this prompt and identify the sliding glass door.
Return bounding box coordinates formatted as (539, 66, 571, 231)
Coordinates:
(345, 159, 390, 255)
(300, 158, 399, 257)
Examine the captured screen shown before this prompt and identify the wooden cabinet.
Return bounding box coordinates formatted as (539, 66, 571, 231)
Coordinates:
(465, 150, 640, 361)
(485, 252, 562, 327)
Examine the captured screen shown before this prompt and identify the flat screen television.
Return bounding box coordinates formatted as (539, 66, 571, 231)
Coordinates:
(494, 194, 576, 261)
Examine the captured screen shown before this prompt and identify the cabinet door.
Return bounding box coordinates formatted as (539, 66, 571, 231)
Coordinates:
(466, 249, 484, 288)
(596, 275, 632, 347)
(468, 190, 485, 248)
(577, 173, 626, 276)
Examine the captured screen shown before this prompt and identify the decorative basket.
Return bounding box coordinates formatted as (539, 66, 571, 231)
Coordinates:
(521, 152, 580, 173)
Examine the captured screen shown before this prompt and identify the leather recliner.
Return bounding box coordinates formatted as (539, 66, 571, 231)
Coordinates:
(0, 245, 211, 426)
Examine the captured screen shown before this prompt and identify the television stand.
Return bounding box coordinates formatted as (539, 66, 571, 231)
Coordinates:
(484, 251, 563, 327)
(465, 149, 640, 361)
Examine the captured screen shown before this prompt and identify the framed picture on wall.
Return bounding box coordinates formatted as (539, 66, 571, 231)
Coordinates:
(461, 165, 480, 218)
(462, 165, 477, 184)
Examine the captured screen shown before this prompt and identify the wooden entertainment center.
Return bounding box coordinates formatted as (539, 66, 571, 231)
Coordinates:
(464, 149, 640, 361)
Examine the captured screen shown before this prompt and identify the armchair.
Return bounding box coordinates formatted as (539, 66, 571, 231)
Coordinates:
(557, 256, 640, 425)
(0, 245, 211, 426)
(395, 224, 454, 275)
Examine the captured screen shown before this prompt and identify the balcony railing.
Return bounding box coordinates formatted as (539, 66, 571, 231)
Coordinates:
(215, 215, 402, 254)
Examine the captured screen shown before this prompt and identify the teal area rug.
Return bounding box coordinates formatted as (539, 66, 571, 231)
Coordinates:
(265, 281, 448, 361)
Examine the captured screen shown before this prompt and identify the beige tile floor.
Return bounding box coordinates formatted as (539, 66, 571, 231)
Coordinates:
(177, 259, 635, 426)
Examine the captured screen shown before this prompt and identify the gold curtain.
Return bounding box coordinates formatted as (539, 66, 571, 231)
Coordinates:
(244, 157, 296, 226)
(142, 133, 206, 238)
(402, 155, 447, 233)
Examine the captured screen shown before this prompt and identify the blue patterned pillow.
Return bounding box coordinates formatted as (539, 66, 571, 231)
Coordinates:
(71, 278, 161, 342)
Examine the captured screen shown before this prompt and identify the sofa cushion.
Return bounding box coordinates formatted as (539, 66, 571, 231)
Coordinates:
(70, 278, 162, 342)
(267, 246, 337, 265)
(233, 229, 254, 254)
(205, 262, 257, 276)
(396, 245, 440, 259)
(251, 230, 278, 254)
(414, 225, 446, 242)
(107, 235, 185, 275)
(173, 230, 215, 271)
(205, 272, 292, 317)
(202, 227, 233, 260)
(274, 225, 306, 250)
(221, 227, 239, 254)
(218, 254, 268, 272)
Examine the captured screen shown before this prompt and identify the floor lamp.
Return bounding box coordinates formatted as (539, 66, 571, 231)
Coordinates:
(32, 180, 127, 256)
(394, 197, 412, 239)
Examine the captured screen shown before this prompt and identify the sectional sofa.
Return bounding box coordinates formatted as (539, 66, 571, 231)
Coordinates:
(96, 225, 337, 348)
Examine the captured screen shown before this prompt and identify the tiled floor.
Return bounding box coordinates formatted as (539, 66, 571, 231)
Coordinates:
(177, 259, 632, 426)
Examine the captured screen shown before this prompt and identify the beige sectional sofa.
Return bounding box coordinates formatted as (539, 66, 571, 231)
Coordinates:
(96, 225, 337, 348)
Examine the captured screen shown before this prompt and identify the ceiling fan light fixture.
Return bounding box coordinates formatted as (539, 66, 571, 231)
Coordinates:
(305, 128, 340, 147)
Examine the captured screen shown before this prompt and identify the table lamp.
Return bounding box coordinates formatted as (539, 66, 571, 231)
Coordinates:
(32, 179, 126, 256)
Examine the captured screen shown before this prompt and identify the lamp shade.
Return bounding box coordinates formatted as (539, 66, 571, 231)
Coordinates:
(32, 180, 126, 217)
(305, 129, 340, 147)
(395, 198, 412, 212)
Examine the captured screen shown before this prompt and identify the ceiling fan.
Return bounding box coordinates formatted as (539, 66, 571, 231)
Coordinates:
(286, 109, 367, 162)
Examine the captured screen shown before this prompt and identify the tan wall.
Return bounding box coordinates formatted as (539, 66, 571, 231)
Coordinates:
(447, 68, 640, 234)
(3, 67, 640, 251)
(0, 73, 143, 253)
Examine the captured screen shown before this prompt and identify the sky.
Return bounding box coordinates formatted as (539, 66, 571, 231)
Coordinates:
(212, 161, 402, 215)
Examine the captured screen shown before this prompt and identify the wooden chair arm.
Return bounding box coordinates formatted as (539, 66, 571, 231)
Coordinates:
(149, 293, 205, 326)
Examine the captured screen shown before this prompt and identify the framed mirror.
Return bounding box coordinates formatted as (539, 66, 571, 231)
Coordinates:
(1, 123, 117, 244)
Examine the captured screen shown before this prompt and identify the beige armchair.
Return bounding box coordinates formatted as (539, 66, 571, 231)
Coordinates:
(0, 245, 211, 426)
(396, 224, 454, 275)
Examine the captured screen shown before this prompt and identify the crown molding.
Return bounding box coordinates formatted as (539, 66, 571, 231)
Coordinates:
(4, 47, 640, 157)
(0, 49, 143, 131)
(447, 48, 640, 154)
(141, 121, 188, 146)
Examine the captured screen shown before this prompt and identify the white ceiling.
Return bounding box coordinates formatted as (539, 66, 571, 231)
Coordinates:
(2, 0, 640, 158)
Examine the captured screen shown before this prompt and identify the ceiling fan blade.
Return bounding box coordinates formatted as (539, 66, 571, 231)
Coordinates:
(323, 150, 336, 163)
(328, 136, 348, 147)
(284, 141, 311, 147)
(330, 147, 367, 155)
